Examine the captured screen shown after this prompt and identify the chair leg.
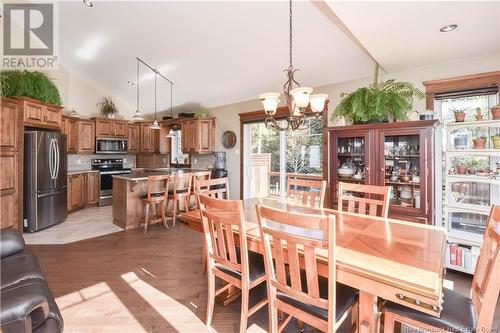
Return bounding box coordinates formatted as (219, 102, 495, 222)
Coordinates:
(383, 311, 395, 333)
(239, 287, 249, 333)
(201, 243, 207, 275)
(206, 266, 215, 326)
(173, 199, 178, 227)
(269, 299, 279, 333)
(160, 201, 169, 230)
(144, 204, 150, 233)
(185, 196, 190, 212)
(297, 320, 304, 332)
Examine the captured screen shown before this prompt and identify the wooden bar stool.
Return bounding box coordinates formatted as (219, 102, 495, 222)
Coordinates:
(167, 172, 193, 226)
(140, 175, 170, 233)
(191, 171, 212, 208)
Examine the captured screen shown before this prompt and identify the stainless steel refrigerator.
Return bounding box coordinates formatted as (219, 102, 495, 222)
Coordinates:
(24, 131, 68, 232)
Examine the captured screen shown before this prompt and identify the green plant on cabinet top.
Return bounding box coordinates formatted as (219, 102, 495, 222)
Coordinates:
(0, 70, 62, 106)
(334, 64, 424, 124)
(97, 96, 119, 118)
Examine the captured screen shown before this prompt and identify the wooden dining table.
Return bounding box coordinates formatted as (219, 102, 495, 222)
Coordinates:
(180, 197, 446, 332)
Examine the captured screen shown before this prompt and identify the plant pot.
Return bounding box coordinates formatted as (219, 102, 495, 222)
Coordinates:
(473, 138, 486, 149)
(491, 107, 500, 120)
(354, 118, 389, 125)
(105, 113, 116, 119)
(475, 114, 484, 121)
(492, 136, 500, 149)
(456, 164, 467, 175)
(454, 112, 466, 122)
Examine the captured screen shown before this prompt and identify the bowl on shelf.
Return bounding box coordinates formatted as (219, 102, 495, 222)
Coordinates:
(400, 186, 413, 199)
(338, 167, 354, 178)
(400, 174, 411, 182)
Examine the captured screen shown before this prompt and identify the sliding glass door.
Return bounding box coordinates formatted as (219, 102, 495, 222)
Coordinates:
(243, 118, 323, 200)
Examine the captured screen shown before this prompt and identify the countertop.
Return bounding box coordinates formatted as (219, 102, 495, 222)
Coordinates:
(67, 169, 99, 175)
(112, 168, 211, 181)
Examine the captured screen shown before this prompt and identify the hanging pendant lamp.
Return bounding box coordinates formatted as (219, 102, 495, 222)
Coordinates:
(166, 83, 176, 137)
(132, 58, 144, 122)
(150, 73, 161, 129)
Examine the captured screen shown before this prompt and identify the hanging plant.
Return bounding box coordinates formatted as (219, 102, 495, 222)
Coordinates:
(97, 96, 119, 118)
(0, 70, 62, 106)
(334, 65, 424, 124)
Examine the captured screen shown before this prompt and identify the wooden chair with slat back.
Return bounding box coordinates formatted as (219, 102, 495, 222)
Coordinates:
(256, 204, 359, 333)
(197, 194, 267, 333)
(191, 171, 212, 208)
(383, 204, 500, 333)
(140, 175, 170, 233)
(286, 178, 327, 209)
(338, 182, 390, 218)
(167, 173, 193, 226)
(194, 177, 230, 199)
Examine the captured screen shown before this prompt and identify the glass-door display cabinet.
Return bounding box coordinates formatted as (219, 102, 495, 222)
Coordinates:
(434, 92, 500, 274)
(329, 120, 437, 224)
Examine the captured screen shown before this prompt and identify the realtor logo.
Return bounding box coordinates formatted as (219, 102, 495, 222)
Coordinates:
(2, 2, 59, 69)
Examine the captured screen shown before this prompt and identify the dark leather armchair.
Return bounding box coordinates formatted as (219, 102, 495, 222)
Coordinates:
(0, 229, 63, 333)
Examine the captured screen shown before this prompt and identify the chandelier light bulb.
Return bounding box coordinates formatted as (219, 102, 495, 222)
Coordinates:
(310, 94, 328, 113)
(290, 87, 313, 108)
(259, 92, 280, 116)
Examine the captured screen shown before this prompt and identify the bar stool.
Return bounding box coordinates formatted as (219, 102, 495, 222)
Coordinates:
(140, 175, 170, 233)
(191, 171, 211, 208)
(167, 173, 193, 226)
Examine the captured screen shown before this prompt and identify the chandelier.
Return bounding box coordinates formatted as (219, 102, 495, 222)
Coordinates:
(259, 0, 328, 131)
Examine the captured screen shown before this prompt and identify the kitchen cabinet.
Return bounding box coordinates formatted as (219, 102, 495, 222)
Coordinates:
(67, 171, 99, 213)
(86, 172, 99, 206)
(94, 118, 128, 138)
(329, 120, 436, 224)
(127, 124, 141, 153)
(20, 97, 63, 129)
(1, 98, 22, 230)
(77, 120, 95, 154)
(139, 123, 160, 153)
(181, 118, 215, 154)
(62, 116, 78, 153)
(136, 154, 169, 168)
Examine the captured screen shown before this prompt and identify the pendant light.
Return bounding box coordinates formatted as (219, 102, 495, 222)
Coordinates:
(258, 0, 327, 131)
(150, 73, 161, 129)
(132, 58, 144, 122)
(166, 83, 176, 138)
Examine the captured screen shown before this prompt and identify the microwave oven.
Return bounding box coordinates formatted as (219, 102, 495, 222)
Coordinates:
(95, 138, 128, 154)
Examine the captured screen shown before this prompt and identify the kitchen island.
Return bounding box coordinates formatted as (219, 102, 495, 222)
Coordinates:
(112, 168, 207, 230)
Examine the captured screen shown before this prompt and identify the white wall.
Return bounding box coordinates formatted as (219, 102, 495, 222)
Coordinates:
(209, 52, 500, 199)
(45, 65, 135, 119)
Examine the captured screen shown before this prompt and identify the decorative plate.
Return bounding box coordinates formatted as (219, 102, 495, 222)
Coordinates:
(222, 131, 237, 149)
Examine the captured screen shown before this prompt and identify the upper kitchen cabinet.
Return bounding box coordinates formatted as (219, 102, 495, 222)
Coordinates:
(127, 124, 141, 153)
(139, 122, 170, 154)
(62, 116, 78, 154)
(77, 120, 95, 154)
(18, 97, 63, 130)
(1, 98, 22, 152)
(93, 118, 128, 138)
(181, 118, 215, 154)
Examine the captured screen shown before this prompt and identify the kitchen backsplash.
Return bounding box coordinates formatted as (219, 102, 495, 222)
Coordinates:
(191, 153, 215, 170)
(67, 154, 136, 171)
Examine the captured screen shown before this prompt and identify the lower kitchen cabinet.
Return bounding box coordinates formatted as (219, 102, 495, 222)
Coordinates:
(0, 152, 20, 229)
(67, 171, 99, 213)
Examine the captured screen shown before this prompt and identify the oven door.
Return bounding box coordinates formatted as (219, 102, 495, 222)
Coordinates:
(99, 170, 130, 206)
(96, 138, 128, 154)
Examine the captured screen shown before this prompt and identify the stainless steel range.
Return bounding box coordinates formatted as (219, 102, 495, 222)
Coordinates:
(91, 158, 131, 206)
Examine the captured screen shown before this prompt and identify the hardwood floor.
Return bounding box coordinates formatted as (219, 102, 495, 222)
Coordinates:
(28, 220, 499, 332)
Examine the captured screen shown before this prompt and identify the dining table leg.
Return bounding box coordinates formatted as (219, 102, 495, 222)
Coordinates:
(358, 291, 377, 333)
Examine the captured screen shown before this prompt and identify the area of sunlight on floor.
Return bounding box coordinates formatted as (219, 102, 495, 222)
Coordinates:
(55, 281, 145, 332)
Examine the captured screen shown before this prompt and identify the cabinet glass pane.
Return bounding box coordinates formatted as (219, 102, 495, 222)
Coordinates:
(450, 211, 488, 235)
(449, 182, 491, 206)
(337, 137, 366, 183)
(384, 135, 421, 208)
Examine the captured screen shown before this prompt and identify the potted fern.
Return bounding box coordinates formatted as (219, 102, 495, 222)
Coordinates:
(0, 70, 62, 106)
(97, 96, 119, 118)
(334, 65, 424, 124)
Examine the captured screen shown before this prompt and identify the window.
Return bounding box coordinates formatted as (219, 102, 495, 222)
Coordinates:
(243, 117, 323, 200)
(170, 130, 189, 164)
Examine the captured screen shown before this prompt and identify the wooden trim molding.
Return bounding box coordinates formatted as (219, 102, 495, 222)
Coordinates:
(423, 71, 500, 110)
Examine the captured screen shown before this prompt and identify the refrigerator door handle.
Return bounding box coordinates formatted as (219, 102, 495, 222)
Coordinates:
(54, 139, 60, 180)
(51, 139, 57, 179)
(38, 189, 66, 198)
(48, 139, 54, 179)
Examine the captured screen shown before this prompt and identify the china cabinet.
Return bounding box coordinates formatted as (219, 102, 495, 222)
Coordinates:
(329, 120, 437, 224)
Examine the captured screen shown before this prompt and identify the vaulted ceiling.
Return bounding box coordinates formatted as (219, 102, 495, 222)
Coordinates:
(58, 1, 500, 113)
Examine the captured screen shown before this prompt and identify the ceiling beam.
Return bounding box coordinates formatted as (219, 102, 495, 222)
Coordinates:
(311, 0, 386, 74)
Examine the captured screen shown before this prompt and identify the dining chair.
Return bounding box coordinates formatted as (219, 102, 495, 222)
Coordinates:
(286, 178, 327, 208)
(191, 171, 212, 208)
(167, 172, 193, 226)
(383, 204, 500, 333)
(337, 182, 391, 218)
(194, 177, 230, 199)
(256, 204, 359, 333)
(198, 194, 267, 333)
(140, 175, 170, 233)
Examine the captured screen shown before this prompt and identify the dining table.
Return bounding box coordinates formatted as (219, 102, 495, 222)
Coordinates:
(180, 197, 447, 333)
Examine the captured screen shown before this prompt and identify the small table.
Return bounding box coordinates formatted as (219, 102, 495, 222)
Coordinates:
(181, 197, 446, 332)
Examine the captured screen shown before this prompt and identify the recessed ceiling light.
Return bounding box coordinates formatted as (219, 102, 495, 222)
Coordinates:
(440, 24, 458, 32)
(83, 0, 93, 8)
(127, 80, 135, 86)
